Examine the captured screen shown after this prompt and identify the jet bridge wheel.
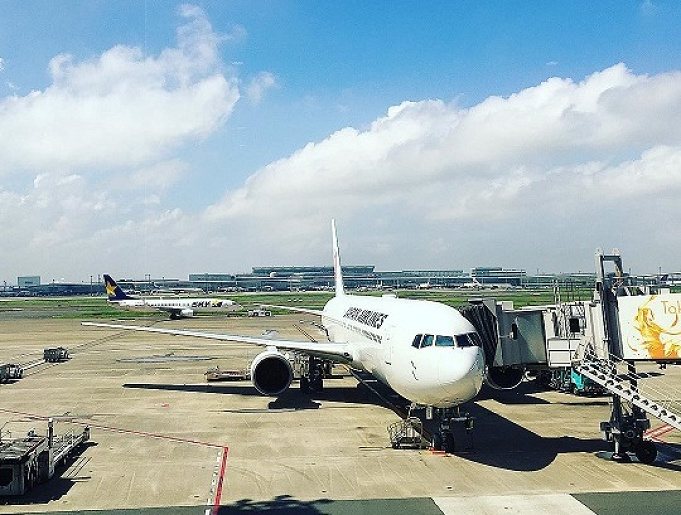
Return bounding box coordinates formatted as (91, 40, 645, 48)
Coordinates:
(634, 440, 657, 464)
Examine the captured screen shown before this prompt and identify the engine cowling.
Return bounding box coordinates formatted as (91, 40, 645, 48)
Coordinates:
(486, 366, 524, 390)
(180, 308, 194, 317)
(250, 349, 293, 396)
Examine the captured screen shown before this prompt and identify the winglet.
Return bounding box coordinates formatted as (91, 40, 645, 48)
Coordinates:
(103, 274, 135, 301)
(332, 219, 345, 297)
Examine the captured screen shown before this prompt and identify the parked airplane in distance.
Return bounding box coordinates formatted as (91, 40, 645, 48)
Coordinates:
(103, 274, 239, 319)
(86, 222, 486, 451)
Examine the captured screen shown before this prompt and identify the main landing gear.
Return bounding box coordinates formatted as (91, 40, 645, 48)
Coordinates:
(299, 356, 326, 393)
(429, 406, 474, 454)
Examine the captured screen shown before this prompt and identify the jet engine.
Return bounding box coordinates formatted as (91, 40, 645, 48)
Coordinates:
(250, 349, 293, 396)
(486, 366, 524, 390)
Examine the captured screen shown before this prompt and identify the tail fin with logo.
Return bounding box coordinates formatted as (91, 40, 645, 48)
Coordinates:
(104, 274, 135, 301)
(332, 219, 345, 297)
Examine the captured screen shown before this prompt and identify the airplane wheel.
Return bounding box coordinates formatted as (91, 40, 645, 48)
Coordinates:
(300, 377, 310, 393)
(432, 433, 443, 451)
(635, 440, 657, 464)
(311, 376, 324, 391)
(443, 432, 455, 454)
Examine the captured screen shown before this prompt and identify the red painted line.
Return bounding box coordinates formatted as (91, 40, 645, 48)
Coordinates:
(2, 408, 232, 511)
(0, 407, 224, 449)
(644, 423, 674, 441)
(212, 446, 229, 515)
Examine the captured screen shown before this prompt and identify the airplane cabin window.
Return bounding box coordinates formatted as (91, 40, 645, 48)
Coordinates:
(412, 334, 422, 348)
(421, 334, 434, 347)
(435, 335, 455, 346)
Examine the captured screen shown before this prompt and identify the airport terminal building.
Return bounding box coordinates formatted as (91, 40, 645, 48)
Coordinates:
(3, 266, 613, 296)
(187, 266, 527, 292)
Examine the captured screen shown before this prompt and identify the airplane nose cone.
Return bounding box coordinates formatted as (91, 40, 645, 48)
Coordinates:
(439, 347, 485, 404)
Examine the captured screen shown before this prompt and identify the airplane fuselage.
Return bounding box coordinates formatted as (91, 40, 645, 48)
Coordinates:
(321, 293, 485, 408)
(112, 297, 237, 316)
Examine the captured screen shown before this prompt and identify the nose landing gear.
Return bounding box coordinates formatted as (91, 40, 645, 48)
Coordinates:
(429, 406, 474, 454)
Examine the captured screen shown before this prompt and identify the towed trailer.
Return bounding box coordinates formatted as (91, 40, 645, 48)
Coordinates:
(0, 419, 90, 497)
(0, 364, 23, 383)
(43, 347, 69, 363)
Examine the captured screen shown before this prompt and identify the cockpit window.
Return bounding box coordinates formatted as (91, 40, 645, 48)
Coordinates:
(414, 332, 481, 349)
(435, 335, 455, 347)
(469, 332, 483, 347)
(455, 333, 481, 347)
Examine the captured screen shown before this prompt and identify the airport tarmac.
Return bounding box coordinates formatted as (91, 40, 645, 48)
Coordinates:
(1, 309, 681, 514)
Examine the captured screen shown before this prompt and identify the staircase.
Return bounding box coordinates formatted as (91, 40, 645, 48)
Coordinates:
(574, 346, 681, 432)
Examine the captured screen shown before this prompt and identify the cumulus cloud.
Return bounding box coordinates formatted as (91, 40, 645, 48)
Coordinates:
(203, 64, 681, 271)
(246, 71, 277, 103)
(4, 45, 681, 280)
(640, 0, 659, 17)
(0, 5, 245, 280)
(0, 5, 239, 174)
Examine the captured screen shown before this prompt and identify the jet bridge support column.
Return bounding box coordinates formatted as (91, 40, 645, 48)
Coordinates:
(595, 250, 655, 463)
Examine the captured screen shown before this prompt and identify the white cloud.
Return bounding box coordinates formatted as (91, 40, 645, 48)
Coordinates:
(116, 160, 190, 191)
(4, 46, 681, 280)
(246, 71, 277, 103)
(0, 57, 4, 72)
(201, 64, 681, 272)
(0, 5, 239, 174)
(0, 5, 246, 281)
(641, 0, 659, 17)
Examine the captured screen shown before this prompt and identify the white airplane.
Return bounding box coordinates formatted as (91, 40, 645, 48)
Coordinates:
(103, 274, 240, 319)
(462, 277, 482, 288)
(85, 221, 486, 451)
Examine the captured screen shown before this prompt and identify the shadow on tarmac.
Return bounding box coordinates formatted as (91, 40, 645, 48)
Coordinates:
(123, 380, 677, 474)
(216, 495, 441, 514)
(217, 495, 332, 514)
(449, 402, 607, 471)
(122, 382, 391, 411)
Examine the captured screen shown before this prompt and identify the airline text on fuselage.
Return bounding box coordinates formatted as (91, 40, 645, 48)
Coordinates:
(343, 307, 388, 330)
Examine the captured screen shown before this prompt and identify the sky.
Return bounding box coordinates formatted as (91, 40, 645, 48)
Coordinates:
(1, 1, 681, 283)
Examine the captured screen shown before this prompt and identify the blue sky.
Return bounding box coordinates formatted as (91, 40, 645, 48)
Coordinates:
(1, 1, 681, 282)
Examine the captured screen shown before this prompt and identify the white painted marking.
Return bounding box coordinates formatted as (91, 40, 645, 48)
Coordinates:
(433, 494, 597, 515)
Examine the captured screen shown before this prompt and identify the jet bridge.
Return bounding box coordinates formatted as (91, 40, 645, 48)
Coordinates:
(460, 299, 551, 389)
(567, 250, 681, 462)
(460, 250, 681, 463)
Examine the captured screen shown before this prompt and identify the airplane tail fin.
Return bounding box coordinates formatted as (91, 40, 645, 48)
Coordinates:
(104, 274, 135, 301)
(331, 219, 345, 297)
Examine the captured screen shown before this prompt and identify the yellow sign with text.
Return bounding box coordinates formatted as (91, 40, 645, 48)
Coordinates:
(618, 294, 681, 360)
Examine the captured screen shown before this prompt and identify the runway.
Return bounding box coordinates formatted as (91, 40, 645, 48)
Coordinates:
(1, 311, 681, 514)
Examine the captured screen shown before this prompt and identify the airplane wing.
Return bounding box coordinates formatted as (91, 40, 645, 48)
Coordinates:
(81, 321, 354, 363)
(261, 304, 325, 317)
